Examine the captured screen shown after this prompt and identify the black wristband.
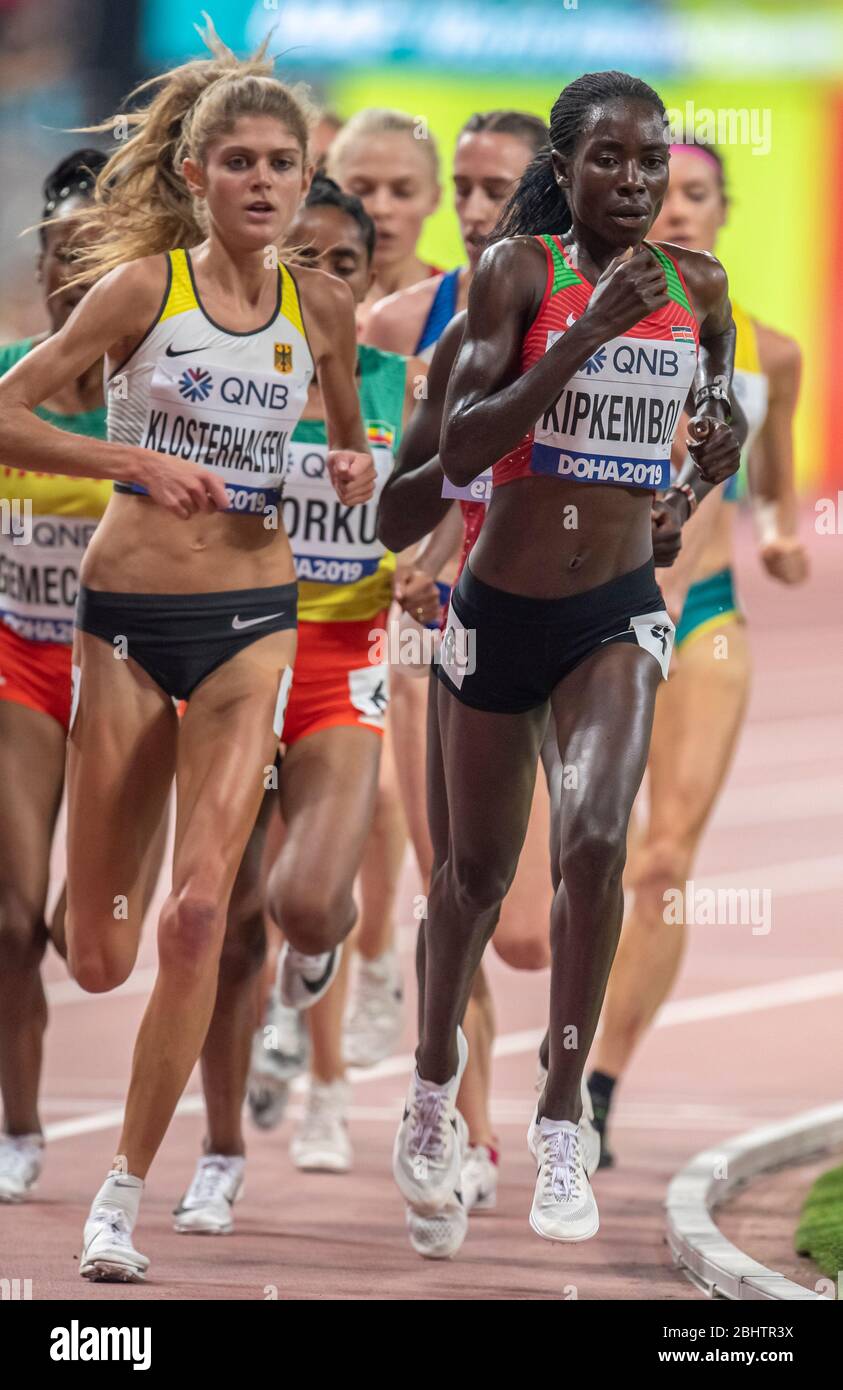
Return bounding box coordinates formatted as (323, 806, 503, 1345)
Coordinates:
(693, 382, 732, 422)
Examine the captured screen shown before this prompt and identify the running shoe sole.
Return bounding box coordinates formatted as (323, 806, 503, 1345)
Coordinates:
(0, 1185, 38, 1204)
(528, 1207, 600, 1243)
(80, 1259, 147, 1283)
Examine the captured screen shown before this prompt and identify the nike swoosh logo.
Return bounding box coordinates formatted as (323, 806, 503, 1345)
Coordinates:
(301, 950, 336, 994)
(165, 344, 203, 358)
(231, 612, 285, 631)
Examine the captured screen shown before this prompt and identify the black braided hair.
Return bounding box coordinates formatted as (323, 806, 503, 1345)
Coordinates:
(40, 148, 108, 245)
(304, 172, 376, 262)
(490, 71, 666, 243)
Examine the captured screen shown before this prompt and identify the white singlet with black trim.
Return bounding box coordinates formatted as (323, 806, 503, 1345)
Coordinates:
(108, 247, 314, 515)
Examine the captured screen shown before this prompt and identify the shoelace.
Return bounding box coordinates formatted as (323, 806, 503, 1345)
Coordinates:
(409, 1087, 449, 1162)
(0, 1138, 40, 1181)
(186, 1159, 236, 1207)
(542, 1129, 584, 1203)
(91, 1207, 133, 1248)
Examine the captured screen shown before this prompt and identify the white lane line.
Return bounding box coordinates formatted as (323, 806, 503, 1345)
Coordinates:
(44, 968, 843, 1143)
(692, 854, 843, 895)
(45, 1094, 788, 1139)
(653, 969, 843, 1024)
(710, 777, 843, 828)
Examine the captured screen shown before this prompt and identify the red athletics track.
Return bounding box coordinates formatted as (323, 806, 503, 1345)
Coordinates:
(1, 505, 840, 1301)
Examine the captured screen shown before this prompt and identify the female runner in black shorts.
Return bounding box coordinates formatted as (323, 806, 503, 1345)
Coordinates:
(391, 70, 740, 1246)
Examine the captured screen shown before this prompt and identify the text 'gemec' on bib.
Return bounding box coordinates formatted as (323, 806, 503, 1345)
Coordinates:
(283, 426, 394, 586)
(531, 329, 697, 490)
(142, 359, 306, 515)
(0, 514, 96, 643)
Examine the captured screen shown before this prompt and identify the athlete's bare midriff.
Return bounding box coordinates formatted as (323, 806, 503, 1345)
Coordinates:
(81, 491, 295, 593)
(469, 474, 654, 598)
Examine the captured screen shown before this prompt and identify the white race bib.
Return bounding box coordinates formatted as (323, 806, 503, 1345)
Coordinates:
(531, 331, 697, 489)
(628, 608, 675, 680)
(0, 513, 95, 643)
(142, 360, 307, 511)
(283, 439, 392, 585)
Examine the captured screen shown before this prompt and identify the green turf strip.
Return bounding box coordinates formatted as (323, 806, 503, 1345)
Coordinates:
(794, 1162, 843, 1279)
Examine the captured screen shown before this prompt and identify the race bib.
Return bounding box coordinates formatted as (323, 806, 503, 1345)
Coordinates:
(273, 666, 294, 738)
(348, 662, 390, 726)
(283, 435, 393, 585)
(439, 601, 476, 689)
(628, 609, 675, 680)
(441, 469, 492, 503)
(141, 360, 307, 512)
(0, 514, 95, 643)
(531, 330, 697, 489)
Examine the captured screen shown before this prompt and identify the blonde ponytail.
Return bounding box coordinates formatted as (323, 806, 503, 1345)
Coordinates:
(66, 13, 316, 284)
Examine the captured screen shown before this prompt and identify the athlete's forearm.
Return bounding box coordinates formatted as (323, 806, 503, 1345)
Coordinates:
(440, 318, 605, 484)
(0, 403, 137, 484)
(692, 320, 736, 413)
(747, 429, 799, 540)
(378, 458, 452, 550)
(412, 502, 462, 577)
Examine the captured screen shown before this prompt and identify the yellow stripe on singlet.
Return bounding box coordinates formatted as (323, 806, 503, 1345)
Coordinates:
(160, 248, 199, 321)
(159, 250, 305, 336)
(279, 262, 306, 338)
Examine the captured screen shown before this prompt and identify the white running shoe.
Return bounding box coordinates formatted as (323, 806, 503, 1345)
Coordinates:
(343, 950, 404, 1068)
(247, 1073, 291, 1132)
(173, 1155, 245, 1234)
(461, 1144, 499, 1213)
(529, 1066, 601, 1178)
(529, 1119, 599, 1243)
(259, 990, 310, 1080)
(290, 1078, 352, 1173)
(0, 1133, 43, 1203)
(405, 1197, 468, 1259)
(278, 943, 343, 1010)
(80, 1207, 149, 1282)
(393, 1028, 469, 1211)
(247, 991, 308, 1130)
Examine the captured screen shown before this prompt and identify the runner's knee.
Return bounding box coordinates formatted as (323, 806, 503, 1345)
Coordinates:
(0, 885, 47, 971)
(629, 832, 696, 916)
(70, 939, 134, 994)
(559, 819, 627, 902)
(158, 892, 221, 978)
(492, 932, 550, 971)
(273, 875, 354, 956)
(446, 850, 512, 918)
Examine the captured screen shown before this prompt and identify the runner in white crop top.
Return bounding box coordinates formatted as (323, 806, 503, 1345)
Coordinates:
(0, 26, 376, 1285)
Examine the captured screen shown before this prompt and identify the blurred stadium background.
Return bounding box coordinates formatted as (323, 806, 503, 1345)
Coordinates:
(0, 0, 840, 493)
